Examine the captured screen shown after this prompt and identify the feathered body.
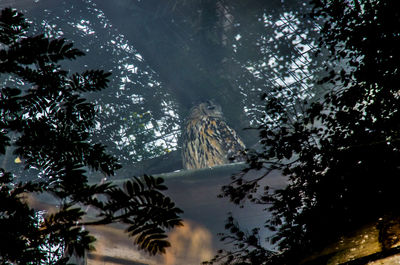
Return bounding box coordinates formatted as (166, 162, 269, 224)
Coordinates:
(182, 101, 246, 169)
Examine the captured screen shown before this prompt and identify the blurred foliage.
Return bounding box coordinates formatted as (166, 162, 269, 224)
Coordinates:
(15, 0, 181, 165)
(95, 0, 325, 138)
(203, 214, 280, 265)
(0, 8, 182, 264)
(5, 0, 326, 169)
(208, 0, 400, 264)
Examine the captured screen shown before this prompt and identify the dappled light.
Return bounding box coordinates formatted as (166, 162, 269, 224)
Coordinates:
(2, 0, 400, 264)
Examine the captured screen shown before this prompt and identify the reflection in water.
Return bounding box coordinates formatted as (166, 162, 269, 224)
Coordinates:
(163, 220, 214, 265)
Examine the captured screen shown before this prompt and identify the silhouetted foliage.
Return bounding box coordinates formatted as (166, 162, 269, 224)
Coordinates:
(15, 0, 181, 166)
(0, 8, 182, 265)
(208, 0, 400, 264)
(203, 214, 279, 265)
(11, 0, 323, 174)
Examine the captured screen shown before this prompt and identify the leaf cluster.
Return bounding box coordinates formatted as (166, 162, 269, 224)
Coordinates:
(35, 1, 181, 164)
(203, 214, 279, 265)
(0, 8, 182, 265)
(216, 0, 400, 264)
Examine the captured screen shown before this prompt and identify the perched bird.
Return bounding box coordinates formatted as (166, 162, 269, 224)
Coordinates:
(182, 100, 246, 169)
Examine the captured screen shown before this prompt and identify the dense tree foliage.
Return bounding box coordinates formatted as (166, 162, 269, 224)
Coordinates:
(9, 0, 323, 173)
(4, 0, 181, 168)
(95, 0, 322, 135)
(207, 0, 400, 264)
(0, 1, 372, 263)
(0, 8, 182, 264)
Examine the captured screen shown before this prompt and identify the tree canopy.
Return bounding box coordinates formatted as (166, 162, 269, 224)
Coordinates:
(0, 8, 182, 264)
(207, 0, 400, 264)
(3, 0, 389, 264)
(7, 0, 322, 174)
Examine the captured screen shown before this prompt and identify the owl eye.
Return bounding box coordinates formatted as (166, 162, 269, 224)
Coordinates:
(207, 105, 215, 110)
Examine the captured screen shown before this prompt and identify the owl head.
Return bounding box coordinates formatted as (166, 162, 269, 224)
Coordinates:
(187, 100, 224, 120)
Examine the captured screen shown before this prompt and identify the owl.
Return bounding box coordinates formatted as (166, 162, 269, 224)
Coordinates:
(182, 100, 246, 170)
